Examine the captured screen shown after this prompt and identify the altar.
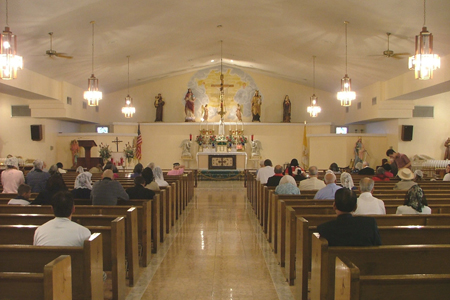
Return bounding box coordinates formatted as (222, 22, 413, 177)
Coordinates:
(196, 152, 247, 170)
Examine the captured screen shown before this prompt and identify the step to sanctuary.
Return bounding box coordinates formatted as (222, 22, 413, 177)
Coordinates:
(198, 170, 244, 181)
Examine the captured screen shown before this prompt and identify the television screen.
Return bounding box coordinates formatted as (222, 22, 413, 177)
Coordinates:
(96, 126, 109, 134)
(336, 127, 348, 134)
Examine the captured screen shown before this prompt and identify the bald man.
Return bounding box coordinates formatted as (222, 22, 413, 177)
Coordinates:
(90, 169, 129, 205)
(313, 172, 342, 200)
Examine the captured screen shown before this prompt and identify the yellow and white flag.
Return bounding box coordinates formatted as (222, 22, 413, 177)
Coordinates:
(302, 122, 309, 169)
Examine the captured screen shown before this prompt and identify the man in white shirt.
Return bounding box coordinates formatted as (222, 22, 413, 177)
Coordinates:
(256, 159, 274, 184)
(34, 191, 91, 246)
(354, 177, 386, 215)
(299, 166, 326, 190)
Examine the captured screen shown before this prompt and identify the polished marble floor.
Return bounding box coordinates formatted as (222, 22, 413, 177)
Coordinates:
(126, 181, 295, 300)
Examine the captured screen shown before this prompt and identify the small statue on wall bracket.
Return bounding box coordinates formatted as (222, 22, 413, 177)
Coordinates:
(283, 95, 291, 123)
(154, 93, 165, 122)
(251, 90, 262, 122)
(184, 88, 196, 122)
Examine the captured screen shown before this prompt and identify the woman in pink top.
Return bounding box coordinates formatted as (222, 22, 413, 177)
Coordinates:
(167, 163, 185, 175)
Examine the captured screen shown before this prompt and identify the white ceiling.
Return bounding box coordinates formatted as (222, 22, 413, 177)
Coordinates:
(3, 0, 450, 95)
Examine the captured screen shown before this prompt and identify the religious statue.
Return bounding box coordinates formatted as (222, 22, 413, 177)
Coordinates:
(236, 104, 243, 122)
(180, 139, 192, 158)
(251, 90, 262, 122)
(354, 137, 365, 165)
(251, 140, 263, 158)
(283, 95, 291, 123)
(201, 104, 209, 122)
(184, 88, 196, 122)
(70, 139, 79, 168)
(444, 138, 450, 160)
(154, 93, 165, 122)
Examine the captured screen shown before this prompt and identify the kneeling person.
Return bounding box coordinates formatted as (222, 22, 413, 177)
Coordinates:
(33, 191, 91, 246)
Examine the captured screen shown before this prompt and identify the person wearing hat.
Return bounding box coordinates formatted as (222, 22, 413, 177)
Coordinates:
(26, 159, 51, 193)
(167, 162, 185, 176)
(90, 169, 129, 205)
(393, 168, 417, 190)
(1, 157, 25, 193)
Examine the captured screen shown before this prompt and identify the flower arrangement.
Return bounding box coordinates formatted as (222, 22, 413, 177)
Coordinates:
(123, 142, 134, 162)
(226, 135, 235, 143)
(98, 143, 112, 160)
(195, 135, 204, 145)
(238, 135, 248, 145)
(209, 135, 217, 144)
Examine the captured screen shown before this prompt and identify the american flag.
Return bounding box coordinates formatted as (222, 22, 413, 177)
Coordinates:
(135, 124, 142, 161)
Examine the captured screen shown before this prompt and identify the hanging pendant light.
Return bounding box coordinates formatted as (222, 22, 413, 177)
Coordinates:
(337, 21, 356, 106)
(408, 0, 440, 80)
(0, 0, 23, 80)
(122, 56, 135, 118)
(84, 21, 102, 106)
(307, 56, 321, 117)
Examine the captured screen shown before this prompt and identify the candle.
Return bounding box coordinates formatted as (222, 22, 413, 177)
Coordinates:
(190, 134, 192, 141)
(111, 158, 114, 164)
(120, 157, 124, 165)
(251, 134, 254, 141)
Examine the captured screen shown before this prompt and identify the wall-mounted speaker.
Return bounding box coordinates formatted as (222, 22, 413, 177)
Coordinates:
(401, 125, 413, 141)
(31, 125, 43, 141)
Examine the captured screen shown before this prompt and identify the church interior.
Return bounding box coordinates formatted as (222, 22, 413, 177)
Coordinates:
(1, 0, 450, 299)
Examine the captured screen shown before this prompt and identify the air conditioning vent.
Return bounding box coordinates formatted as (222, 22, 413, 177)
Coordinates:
(11, 105, 31, 117)
(413, 106, 433, 118)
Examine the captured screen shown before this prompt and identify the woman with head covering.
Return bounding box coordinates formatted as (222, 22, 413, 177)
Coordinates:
(71, 172, 93, 199)
(340, 172, 356, 190)
(48, 164, 59, 176)
(147, 162, 155, 170)
(372, 167, 390, 181)
(141, 167, 160, 192)
(394, 168, 417, 190)
(275, 175, 300, 195)
(76, 166, 85, 173)
(130, 163, 143, 179)
(1, 157, 25, 193)
(396, 185, 431, 214)
(284, 158, 306, 181)
(153, 166, 169, 187)
(32, 174, 67, 205)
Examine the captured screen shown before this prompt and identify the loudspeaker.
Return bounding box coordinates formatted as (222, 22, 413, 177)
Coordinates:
(401, 125, 413, 141)
(31, 125, 43, 141)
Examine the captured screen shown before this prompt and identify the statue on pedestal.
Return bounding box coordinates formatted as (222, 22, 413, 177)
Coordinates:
(154, 93, 165, 122)
(236, 104, 243, 122)
(251, 90, 262, 122)
(180, 139, 192, 158)
(201, 104, 209, 122)
(184, 88, 196, 122)
(354, 137, 365, 165)
(283, 95, 291, 123)
(70, 140, 79, 168)
(251, 140, 263, 158)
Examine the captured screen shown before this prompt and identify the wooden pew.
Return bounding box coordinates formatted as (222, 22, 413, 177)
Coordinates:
(311, 230, 450, 300)
(0, 233, 103, 300)
(0, 255, 72, 300)
(0, 219, 126, 300)
(334, 256, 450, 300)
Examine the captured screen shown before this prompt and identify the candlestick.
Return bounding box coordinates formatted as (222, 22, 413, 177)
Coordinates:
(251, 134, 254, 141)
(190, 134, 192, 141)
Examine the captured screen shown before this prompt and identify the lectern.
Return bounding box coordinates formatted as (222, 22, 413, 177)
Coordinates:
(77, 140, 102, 169)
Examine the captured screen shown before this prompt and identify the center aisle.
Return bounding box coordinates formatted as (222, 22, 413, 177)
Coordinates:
(127, 181, 295, 300)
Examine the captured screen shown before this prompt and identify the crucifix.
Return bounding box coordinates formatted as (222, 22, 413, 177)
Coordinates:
(211, 40, 234, 135)
(111, 137, 123, 152)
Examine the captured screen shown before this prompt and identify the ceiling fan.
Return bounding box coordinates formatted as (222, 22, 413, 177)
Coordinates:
(378, 32, 410, 59)
(45, 32, 73, 59)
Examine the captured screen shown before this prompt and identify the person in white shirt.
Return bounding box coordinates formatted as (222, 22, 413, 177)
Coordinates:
(354, 178, 386, 215)
(443, 164, 450, 181)
(299, 166, 325, 190)
(33, 191, 91, 246)
(256, 159, 274, 184)
(396, 185, 431, 215)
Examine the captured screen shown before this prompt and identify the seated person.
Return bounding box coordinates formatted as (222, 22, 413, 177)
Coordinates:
(71, 172, 92, 199)
(267, 165, 284, 187)
(256, 159, 274, 184)
(299, 166, 325, 190)
(90, 170, 129, 205)
(1, 157, 25, 193)
(89, 164, 103, 174)
(354, 178, 386, 215)
(76, 166, 84, 173)
(32, 174, 68, 205)
(358, 161, 375, 175)
(381, 163, 394, 178)
(414, 169, 423, 181)
(329, 162, 341, 174)
(126, 176, 155, 199)
(443, 164, 450, 181)
(284, 159, 306, 181)
(372, 167, 390, 181)
(317, 188, 382, 246)
(33, 191, 91, 246)
(396, 185, 431, 215)
(8, 183, 32, 205)
(394, 168, 417, 190)
(26, 159, 51, 193)
(48, 164, 60, 176)
(340, 172, 356, 190)
(130, 163, 143, 179)
(314, 173, 342, 200)
(275, 175, 300, 195)
(103, 162, 119, 179)
(142, 167, 160, 191)
(167, 162, 185, 176)
(56, 162, 67, 174)
(153, 166, 169, 187)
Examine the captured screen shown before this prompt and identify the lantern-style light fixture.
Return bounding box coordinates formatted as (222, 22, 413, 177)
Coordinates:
(337, 21, 356, 106)
(307, 56, 321, 117)
(408, 0, 440, 80)
(121, 56, 135, 118)
(84, 21, 102, 106)
(0, 0, 23, 80)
